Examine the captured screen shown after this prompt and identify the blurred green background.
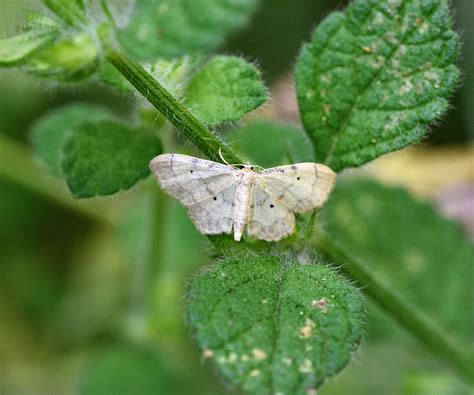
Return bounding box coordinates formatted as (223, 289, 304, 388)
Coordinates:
(0, 1, 472, 394)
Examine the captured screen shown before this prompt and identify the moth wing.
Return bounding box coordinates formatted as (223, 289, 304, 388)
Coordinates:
(247, 183, 295, 242)
(150, 153, 238, 206)
(188, 183, 237, 235)
(255, 163, 336, 213)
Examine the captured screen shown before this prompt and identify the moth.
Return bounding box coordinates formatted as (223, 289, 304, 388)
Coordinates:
(150, 154, 336, 242)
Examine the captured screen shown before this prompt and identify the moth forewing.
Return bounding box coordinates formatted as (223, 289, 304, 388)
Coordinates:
(150, 153, 238, 206)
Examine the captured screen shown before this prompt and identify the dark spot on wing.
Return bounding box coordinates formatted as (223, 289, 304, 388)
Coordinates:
(213, 197, 217, 201)
(297, 177, 300, 180)
(190, 170, 194, 173)
(270, 204, 274, 208)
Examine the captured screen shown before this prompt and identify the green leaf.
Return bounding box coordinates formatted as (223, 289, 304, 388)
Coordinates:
(78, 346, 171, 395)
(117, 0, 260, 61)
(98, 61, 134, 94)
(22, 12, 62, 32)
(31, 103, 114, 177)
(225, 121, 314, 168)
(42, 0, 87, 27)
(295, 0, 460, 171)
(320, 179, 473, 344)
(150, 55, 204, 98)
(0, 30, 57, 66)
(186, 56, 267, 125)
(62, 120, 162, 198)
(187, 256, 365, 394)
(25, 32, 100, 81)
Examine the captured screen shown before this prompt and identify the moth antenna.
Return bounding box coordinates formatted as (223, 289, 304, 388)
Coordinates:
(219, 147, 232, 166)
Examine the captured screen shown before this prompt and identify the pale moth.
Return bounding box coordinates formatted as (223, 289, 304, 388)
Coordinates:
(150, 154, 336, 242)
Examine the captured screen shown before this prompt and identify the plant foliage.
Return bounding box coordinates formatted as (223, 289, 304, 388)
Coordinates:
(296, 0, 460, 171)
(0, 0, 469, 393)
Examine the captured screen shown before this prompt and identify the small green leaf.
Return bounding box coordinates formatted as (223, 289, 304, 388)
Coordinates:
(295, 0, 460, 171)
(320, 179, 473, 344)
(99, 62, 134, 93)
(225, 121, 315, 168)
(117, 0, 260, 61)
(62, 120, 162, 198)
(0, 30, 57, 66)
(25, 32, 99, 81)
(78, 346, 171, 395)
(42, 0, 87, 27)
(150, 55, 204, 98)
(187, 56, 267, 125)
(187, 256, 365, 394)
(31, 103, 114, 177)
(22, 12, 62, 31)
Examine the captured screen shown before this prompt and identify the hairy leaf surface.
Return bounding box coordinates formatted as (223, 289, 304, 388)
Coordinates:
(118, 0, 260, 61)
(188, 256, 365, 394)
(296, 0, 460, 171)
(62, 120, 162, 198)
(187, 56, 267, 125)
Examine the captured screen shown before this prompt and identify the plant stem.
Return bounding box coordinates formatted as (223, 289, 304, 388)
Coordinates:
(0, 134, 116, 226)
(105, 49, 242, 164)
(317, 233, 474, 385)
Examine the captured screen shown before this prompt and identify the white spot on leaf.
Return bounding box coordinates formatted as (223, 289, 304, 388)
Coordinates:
(252, 348, 267, 360)
(299, 319, 316, 339)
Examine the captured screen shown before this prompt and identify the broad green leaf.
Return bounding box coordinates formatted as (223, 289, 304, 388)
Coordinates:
(78, 346, 171, 395)
(62, 120, 162, 198)
(0, 30, 57, 66)
(187, 56, 267, 125)
(187, 256, 365, 394)
(295, 0, 460, 171)
(42, 0, 87, 27)
(225, 121, 314, 168)
(31, 103, 114, 177)
(117, 0, 260, 61)
(319, 179, 473, 344)
(25, 32, 99, 81)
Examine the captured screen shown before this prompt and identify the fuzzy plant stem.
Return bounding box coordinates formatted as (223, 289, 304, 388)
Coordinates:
(106, 49, 241, 164)
(317, 233, 474, 385)
(105, 48, 474, 385)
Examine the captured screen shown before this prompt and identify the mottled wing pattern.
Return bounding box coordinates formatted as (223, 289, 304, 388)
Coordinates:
(150, 154, 238, 205)
(247, 184, 295, 241)
(255, 163, 336, 213)
(150, 154, 238, 235)
(188, 184, 237, 235)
